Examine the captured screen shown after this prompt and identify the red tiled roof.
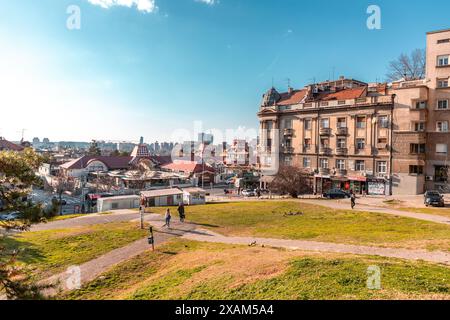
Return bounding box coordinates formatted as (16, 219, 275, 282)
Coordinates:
(321, 87, 366, 101)
(276, 89, 308, 105)
(60, 156, 134, 170)
(0, 139, 24, 151)
(162, 160, 215, 174)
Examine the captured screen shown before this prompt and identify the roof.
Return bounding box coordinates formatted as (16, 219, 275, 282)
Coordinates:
(141, 188, 184, 198)
(182, 187, 206, 194)
(97, 195, 140, 202)
(320, 87, 367, 101)
(276, 89, 308, 106)
(162, 160, 215, 174)
(60, 156, 133, 170)
(0, 138, 25, 151)
(426, 28, 450, 35)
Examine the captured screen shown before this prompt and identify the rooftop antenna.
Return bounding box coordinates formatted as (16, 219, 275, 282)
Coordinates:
(271, 76, 274, 88)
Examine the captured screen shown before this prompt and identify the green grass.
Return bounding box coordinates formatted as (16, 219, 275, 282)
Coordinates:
(47, 214, 85, 221)
(148, 201, 450, 251)
(1, 222, 148, 280)
(63, 239, 450, 300)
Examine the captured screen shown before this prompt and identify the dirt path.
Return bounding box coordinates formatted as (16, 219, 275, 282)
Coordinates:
(182, 228, 450, 265)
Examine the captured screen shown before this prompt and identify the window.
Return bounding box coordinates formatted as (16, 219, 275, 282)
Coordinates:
(414, 122, 425, 132)
(355, 160, 365, 171)
(410, 143, 426, 154)
(320, 138, 329, 148)
(415, 101, 427, 109)
(377, 161, 387, 174)
(437, 55, 449, 66)
(284, 156, 292, 166)
(304, 119, 312, 130)
(436, 143, 448, 155)
(437, 121, 449, 132)
(304, 138, 311, 149)
(337, 118, 347, 128)
(337, 137, 346, 149)
(336, 159, 345, 170)
(320, 118, 330, 128)
(438, 100, 449, 110)
(437, 38, 450, 44)
(356, 138, 365, 150)
(437, 79, 449, 88)
(356, 116, 366, 128)
(409, 165, 424, 175)
(319, 158, 329, 169)
(303, 157, 311, 168)
(379, 116, 389, 128)
(283, 119, 293, 129)
(266, 121, 273, 130)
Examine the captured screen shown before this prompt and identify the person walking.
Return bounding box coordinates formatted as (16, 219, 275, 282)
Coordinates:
(163, 208, 172, 228)
(177, 203, 185, 223)
(350, 191, 356, 210)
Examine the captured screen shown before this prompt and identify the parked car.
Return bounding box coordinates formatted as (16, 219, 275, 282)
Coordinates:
(0, 211, 22, 221)
(424, 191, 445, 207)
(242, 189, 256, 197)
(323, 189, 351, 199)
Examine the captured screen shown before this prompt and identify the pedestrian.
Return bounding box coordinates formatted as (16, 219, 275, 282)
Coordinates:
(177, 203, 185, 223)
(164, 208, 172, 228)
(350, 192, 356, 210)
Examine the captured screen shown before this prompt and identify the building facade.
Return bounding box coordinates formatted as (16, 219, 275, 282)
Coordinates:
(257, 29, 450, 195)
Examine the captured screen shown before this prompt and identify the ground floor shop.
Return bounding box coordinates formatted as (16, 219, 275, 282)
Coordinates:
(315, 175, 390, 196)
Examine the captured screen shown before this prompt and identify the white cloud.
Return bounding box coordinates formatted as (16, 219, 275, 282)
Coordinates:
(87, 0, 157, 13)
(195, 0, 217, 5)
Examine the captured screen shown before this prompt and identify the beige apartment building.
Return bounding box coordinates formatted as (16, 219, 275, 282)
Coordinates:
(258, 28, 450, 195)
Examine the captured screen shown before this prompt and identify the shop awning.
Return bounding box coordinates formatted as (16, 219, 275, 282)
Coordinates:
(348, 176, 367, 182)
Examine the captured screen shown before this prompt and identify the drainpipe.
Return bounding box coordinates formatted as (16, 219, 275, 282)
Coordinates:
(389, 94, 396, 196)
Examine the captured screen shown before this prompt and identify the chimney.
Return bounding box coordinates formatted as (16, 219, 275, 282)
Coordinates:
(288, 86, 294, 95)
(339, 76, 345, 80)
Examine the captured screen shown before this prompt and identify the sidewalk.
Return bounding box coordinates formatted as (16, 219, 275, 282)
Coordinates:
(298, 199, 450, 225)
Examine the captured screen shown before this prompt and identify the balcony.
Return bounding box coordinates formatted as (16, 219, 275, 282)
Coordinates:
(319, 145, 332, 154)
(335, 147, 348, 155)
(336, 169, 347, 176)
(282, 146, 294, 154)
(302, 145, 312, 153)
(336, 127, 348, 135)
(320, 127, 332, 136)
(377, 143, 388, 150)
(319, 167, 330, 175)
(283, 128, 294, 136)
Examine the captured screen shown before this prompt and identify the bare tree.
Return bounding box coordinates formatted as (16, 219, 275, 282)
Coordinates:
(270, 166, 313, 198)
(386, 49, 426, 82)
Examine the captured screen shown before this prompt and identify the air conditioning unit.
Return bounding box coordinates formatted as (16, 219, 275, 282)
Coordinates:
(425, 176, 433, 181)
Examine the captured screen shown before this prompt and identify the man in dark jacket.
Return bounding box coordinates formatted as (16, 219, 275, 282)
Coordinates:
(177, 203, 186, 222)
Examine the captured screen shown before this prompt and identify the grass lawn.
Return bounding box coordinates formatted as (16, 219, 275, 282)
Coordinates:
(63, 239, 450, 300)
(149, 201, 450, 252)
(0, 222, 148, 280)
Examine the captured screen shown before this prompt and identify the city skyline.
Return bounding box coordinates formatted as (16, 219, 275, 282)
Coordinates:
(2, 0, 450, 142)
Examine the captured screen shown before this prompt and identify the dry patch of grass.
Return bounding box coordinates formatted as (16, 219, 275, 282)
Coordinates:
(63, 239, 450, 300)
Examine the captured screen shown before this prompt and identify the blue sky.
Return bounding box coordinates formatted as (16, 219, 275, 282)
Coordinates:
(1, 0, 450, 143)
